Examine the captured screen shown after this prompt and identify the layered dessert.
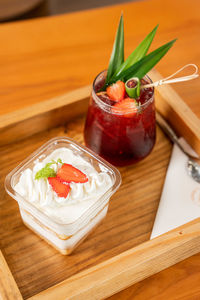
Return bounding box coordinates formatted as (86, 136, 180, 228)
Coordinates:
(5, 138, 121, 254)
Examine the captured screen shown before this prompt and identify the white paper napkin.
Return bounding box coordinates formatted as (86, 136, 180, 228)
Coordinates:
(150, 138, 200, 239)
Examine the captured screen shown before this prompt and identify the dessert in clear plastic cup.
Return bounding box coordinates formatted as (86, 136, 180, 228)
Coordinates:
(5, 137, 121, 255)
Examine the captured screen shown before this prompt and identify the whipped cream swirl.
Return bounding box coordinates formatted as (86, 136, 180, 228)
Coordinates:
(14, 148, 113, 209)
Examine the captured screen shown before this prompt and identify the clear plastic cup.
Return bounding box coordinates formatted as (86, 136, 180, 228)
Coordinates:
(5, 137, 121, 255)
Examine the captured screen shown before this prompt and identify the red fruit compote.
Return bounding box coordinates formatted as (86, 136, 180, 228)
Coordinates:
(84, 70, 156, 166)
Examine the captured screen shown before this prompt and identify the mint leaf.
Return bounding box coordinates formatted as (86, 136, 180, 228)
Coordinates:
(35, 167, 56, 180)
(35, 158, 63, 180)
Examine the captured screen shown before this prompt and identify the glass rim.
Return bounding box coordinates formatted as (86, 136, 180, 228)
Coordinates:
(92, 70, 154, 114)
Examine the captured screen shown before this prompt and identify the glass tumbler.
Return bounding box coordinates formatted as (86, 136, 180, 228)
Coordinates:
(84, 71, 156, 166)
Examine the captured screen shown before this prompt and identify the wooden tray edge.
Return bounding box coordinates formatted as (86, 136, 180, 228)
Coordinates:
(0, 250, 23, 300)
(1, 217, 200, 300)
(0, 85, 91, 147)
(0, 70, 200, 155)
(1, 70, 200, 299)
(151, 69, 200, 155)
(0, 85, 91, 128)
(26, 217, 200, 300)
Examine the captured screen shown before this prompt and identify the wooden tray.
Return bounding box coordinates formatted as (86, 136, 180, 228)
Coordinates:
(1, 70, 200, 300)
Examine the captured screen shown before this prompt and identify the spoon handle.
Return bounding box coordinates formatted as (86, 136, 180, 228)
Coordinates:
(156, 112, 198, 160)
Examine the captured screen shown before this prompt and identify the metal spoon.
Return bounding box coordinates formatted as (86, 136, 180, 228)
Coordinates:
(156, 111, 200, 183)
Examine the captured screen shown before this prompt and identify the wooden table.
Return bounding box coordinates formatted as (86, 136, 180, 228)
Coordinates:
(0, 0, 200, 299)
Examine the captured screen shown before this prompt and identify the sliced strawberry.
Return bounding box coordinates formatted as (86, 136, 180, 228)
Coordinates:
(48, 177, 70, 198)
(112, 97, 138, 117)
(57, 164, 88, 183)
(97, 92, 116, 106)
(106, 80, 125, 102)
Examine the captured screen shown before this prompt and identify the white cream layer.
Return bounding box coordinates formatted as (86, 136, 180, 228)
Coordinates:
(20, 205, 108, 251)
(14, 148, 113, 224)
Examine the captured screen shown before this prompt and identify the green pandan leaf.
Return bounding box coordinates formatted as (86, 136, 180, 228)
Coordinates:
(110, 39, 177, 83)
(106, 14, 124, 84)
(114, 25, 158, 78)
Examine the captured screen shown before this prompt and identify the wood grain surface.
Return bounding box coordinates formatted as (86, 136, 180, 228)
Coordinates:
(0, 0, 200, 299)
(27, 218, 200, 300)
(1, 69, 200, 155)
(0, 0, 199, 117)
(0, 72, 199, 299)
(0, 250, 22, 300)
(0, 85, 90, 146)
(0, 115, 172, 299)
(0, 69, 200, 299)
